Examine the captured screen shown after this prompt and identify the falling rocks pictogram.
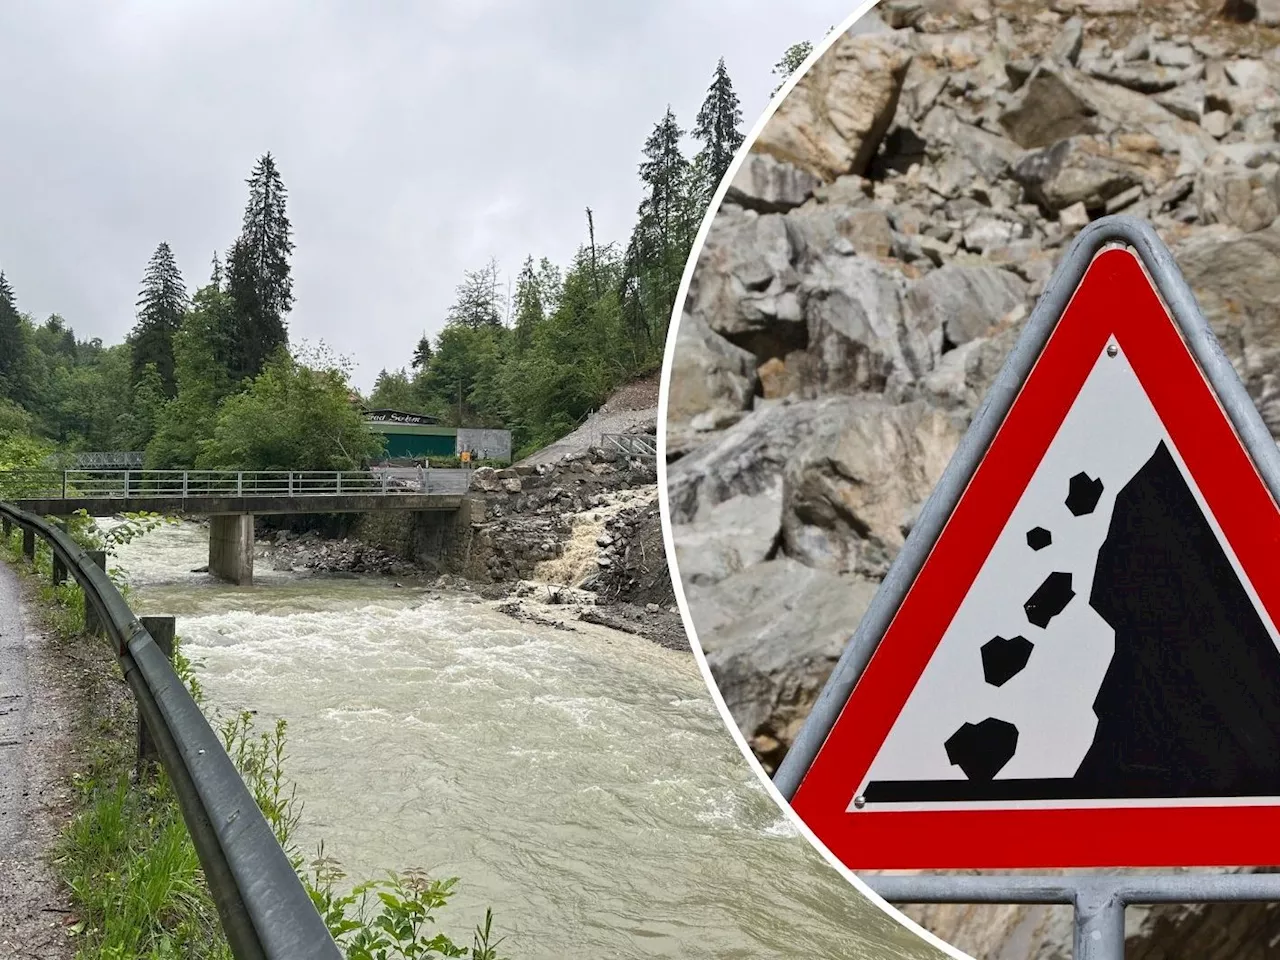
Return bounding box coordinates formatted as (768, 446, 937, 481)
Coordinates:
(1026, 526, 1052, 551)
(1025, 571, 1075, 628)
(1073, 440, 1280, 797)
(945, 718, 1019, 781)
(982, 635, 1035, 687)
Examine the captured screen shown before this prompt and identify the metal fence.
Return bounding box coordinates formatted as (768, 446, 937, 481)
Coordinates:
(48, 451, 147, 469)
(0, 501, 342, 959)
(0, 468, 471, 501)
(600, 434, 657, 459)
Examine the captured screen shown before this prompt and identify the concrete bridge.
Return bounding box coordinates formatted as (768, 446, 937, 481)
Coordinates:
(0, 468, 472, 585)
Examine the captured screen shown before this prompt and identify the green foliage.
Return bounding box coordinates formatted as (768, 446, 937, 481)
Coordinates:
(368, 369, 419, 412)
(197, 347, 383, 471)
(771, 41, 814, 94)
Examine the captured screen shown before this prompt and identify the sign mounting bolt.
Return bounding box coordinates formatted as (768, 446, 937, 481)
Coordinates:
(853, 795, 867, 809)
(1107, 343, 1119, 357)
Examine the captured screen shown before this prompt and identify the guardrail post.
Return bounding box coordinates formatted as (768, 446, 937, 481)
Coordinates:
(21, 527, 34, 561)
(136, 615, 176, 778)
(52, 520, 67, 586)
(1, 517, 10, 541)
(83, 550, 107, 637)
(61, 470, 67, 500)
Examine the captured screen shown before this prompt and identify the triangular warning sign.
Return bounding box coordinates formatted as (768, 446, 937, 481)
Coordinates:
(776, 216, 1280, 870)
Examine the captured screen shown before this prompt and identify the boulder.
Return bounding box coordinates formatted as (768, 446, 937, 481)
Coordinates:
(905, 263, 1028, 369)
(724, 152, 821, 213)
(754, 32, 913, 181)
(665, 310, 759, 428)
(779, 398, 969, 578)
(1013, 135, 1147, 212)
(1178, 228, 1280, 438)
(1196, 162, 1280, 232)
(999, 66, 1101, 149)
(471, 467, 501, 492)
(687, 557, 881, 766)
(685, 210, 805, 355)
(671, 486, 783, 588)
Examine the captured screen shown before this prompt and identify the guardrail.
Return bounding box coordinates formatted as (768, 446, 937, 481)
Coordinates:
(0, 468, 437, 500)
(0, 501, 342, 959)
(599, 434, 657, 459)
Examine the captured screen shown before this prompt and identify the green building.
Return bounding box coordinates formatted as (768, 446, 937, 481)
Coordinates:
(363, 410, 457, 460)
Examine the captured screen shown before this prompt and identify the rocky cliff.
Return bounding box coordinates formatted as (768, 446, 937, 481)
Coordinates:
(665, 0, 1280, 955)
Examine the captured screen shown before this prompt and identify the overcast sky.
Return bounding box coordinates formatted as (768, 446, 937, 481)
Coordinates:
(0, 0, 849, 390)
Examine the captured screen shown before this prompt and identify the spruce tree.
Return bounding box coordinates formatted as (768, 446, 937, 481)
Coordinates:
(128, 242, 187, 396)
(0, 272, 25, 401)
(411, 335, 433, 370)
(692, 58, 745, 202)
(512, 256, 544, 345)
(623, 106, 696, 346)
(226, 152, 294, 382)
(445, 260, 504, 329)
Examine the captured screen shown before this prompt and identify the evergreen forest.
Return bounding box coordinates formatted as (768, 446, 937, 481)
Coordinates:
(0, 49, 812, 470)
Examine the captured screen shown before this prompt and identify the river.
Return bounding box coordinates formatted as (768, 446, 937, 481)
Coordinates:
(112, 520, 946, 960)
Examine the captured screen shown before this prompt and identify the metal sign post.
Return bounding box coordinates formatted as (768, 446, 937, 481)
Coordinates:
(769, 216, 1280, 959)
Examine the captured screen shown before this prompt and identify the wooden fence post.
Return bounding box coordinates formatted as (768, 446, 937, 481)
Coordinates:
(83, 550, 107, 636)
(136, 615, 176, 777)
(21, 527, 34, 561)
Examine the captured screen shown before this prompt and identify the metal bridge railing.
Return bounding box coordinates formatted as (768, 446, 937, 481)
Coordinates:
(599, 433, 657, 459)
(0, 501, 342, 959)
(0, 468, 446, 500)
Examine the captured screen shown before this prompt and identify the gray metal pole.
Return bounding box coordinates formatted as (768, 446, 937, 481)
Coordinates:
(1074, 884, 1126, 960)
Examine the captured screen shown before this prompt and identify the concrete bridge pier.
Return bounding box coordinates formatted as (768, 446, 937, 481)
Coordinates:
(209, 514, 253, 585)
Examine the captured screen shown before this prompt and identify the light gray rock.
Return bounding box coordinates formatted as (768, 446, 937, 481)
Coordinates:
(1088, 60, 1188, 93)
(1013, 135, 1147, 212)
(665, 310, 759, 428)
(724, 152, 822, 213)
(1196, 162, 1280, 232)
(1179, 228, 1280, 439)
(666, 397, 866, 524)
(779, 398, 969, 578)
(688, 557, 881, 755)
(671, 486, 782, 588)
(1155, 82, 1205, 121)
(686, 210, 805, 350)
(905, 264, 1028, 373)
(999, 66, 1100, 148)
(1052, 16, 1085, 66)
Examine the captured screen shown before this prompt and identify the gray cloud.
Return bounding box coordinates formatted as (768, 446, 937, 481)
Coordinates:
(0, 0, 847, 389)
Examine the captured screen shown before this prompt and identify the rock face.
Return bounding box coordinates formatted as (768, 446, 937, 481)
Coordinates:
(667, 5, 1280, 958)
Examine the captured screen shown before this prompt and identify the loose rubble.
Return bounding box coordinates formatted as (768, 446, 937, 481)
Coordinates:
(670, 2, 1280, 954)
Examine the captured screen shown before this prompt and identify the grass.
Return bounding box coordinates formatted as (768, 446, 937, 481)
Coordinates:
(2, 515, 509, 960)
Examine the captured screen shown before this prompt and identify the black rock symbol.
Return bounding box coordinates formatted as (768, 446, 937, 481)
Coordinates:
(1026, 526, 1052, 551)
(945, 718, 1019, 781)
(1025, 571, 1075, 628)
(982, 635, 1034, 687)
(1066, 472, 1104, 516)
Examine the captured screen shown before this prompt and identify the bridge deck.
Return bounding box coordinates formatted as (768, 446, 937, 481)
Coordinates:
(13, 493, 463, 517)
(0, 468, 471, 516)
